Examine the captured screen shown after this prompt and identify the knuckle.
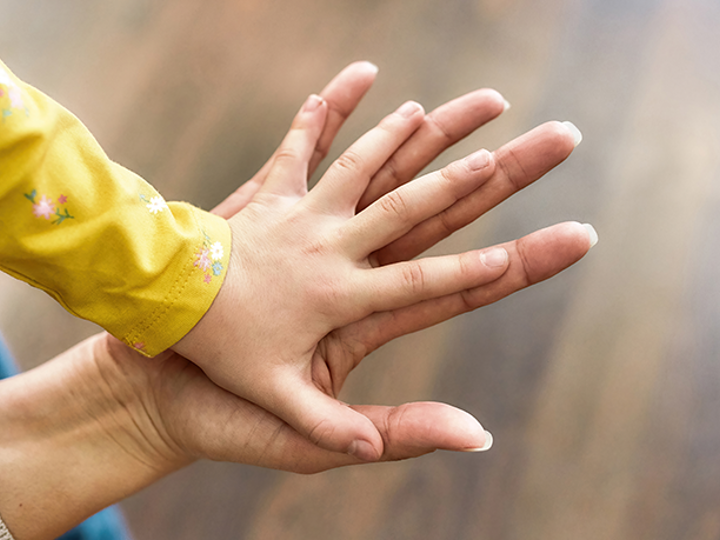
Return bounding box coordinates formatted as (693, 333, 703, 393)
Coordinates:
(382, 405, 408, 453)
(333, 149, 365, 173)
(459, 289, 477, 312)
(400, 262, 427, 296)
(497, 146, 527, 191)
(273, 147, 301, 166)
(307, 418, 336, 447)
(382, 156, 404, 187)
(435, 207, 457, 237)
(378, 190, 410, 222)
(425, 113, 454, 143)
(457, 252, 474, 280)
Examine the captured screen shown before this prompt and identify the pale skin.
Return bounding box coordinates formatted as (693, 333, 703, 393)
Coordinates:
(174, 62, 593, 461)
(0, 63, 594, 539)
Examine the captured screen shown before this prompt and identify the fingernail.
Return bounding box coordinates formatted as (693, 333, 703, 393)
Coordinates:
(480, 247, 508, 268)
(562, 121, 583, 147)
(464, 430, 494, 452)
(465, 149, 491, 171)
(303, 94, 324, 112)
(502, 98, 511, 111)
(396, 100, 423, 118)
(348, 439, 379, 461)
(361, 61, 379, 74)
(583, 223, 599, 248)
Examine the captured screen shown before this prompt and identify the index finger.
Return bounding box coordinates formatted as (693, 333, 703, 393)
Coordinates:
(212, 61, 378, 218)
(309, 61, 380, 176)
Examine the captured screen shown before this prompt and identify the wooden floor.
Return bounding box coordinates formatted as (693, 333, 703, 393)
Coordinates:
(3, 0, 720, 538)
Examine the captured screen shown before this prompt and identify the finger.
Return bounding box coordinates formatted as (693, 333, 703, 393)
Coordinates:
(340, 149, 495, 259)
(212, 63, 376, 217)
(309, 61, 379, 176)
(310, 402, 492, 469)
(211, 400, 492, 474)
(263, 376, 386, 462)
(360, 402, 493, 459)
(211, 177, 264, 218)
(307, 101, 425, 215)
(257, 95, 329, 197)
(374, 121, 583, 265)
(358, 246, 510, 313)
(351, 221, 597, 353)
(357, 88, 508, 211)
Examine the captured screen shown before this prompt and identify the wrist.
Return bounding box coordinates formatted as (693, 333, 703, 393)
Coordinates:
(0, 334, 189, 539)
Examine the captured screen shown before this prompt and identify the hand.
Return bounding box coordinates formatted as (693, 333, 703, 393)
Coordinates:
(0, 333, 491, 540)
(174, 79, 595, 461)
(211, 60, 510, 220)
(212, 61, 381, 218)
(102, 333, 491, 471)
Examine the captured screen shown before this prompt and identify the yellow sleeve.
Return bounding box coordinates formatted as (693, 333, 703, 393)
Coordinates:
(0, 60, 231, 357)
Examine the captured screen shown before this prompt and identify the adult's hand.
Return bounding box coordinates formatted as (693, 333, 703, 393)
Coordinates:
(174, 83, 595, 462)
(0, 332, 490, 540)
(212, 61, 381, 217)
(211, 61, 509, 219)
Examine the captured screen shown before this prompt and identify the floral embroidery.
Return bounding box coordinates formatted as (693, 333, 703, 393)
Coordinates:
(0, 67, 28, 120)
(24, 190, 75, 225)
(147, 196, 168, 214)
(195, 231, 225, 284)
(0, 69, 11, 87)
(33, 194, 54, 220)
(194, 248, 212, 271)
(210, 241, 224, 261)
(133, 342, 146, 352)
(139, 193, 169, 214)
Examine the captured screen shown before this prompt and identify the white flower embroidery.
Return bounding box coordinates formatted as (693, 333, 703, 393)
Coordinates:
(147, 196, 168, 214)
(210, 241, 224, 261)
(0, 68, 11, 87)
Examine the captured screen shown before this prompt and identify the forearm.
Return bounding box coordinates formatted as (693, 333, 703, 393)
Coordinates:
(0, 335, 187, 540)
(0, 59, 231, 356)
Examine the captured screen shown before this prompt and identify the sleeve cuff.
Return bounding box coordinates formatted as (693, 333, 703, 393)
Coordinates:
(120, 207, 232, 357)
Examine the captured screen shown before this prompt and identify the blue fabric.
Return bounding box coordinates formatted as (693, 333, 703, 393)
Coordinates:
(56, 508, 133, 540)
(0, 336, 133, 540)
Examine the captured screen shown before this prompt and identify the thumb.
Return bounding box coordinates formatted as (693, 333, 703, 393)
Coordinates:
(356, 401, 494, 459)
(271, 380, 385, 461)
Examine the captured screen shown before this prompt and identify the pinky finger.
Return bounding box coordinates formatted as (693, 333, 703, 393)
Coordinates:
(359, 246, 510, 313)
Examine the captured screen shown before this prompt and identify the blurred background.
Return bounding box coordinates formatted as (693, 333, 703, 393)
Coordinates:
(2, 0, 720, 538)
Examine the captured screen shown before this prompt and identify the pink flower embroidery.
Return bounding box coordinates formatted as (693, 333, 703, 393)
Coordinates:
(0, 89, 4, 98)
(194, 248, 211, 271)
(133, 342, 146, 351)
(33, 195, 55, 220)
(58, 194, 68, 204)
(8, 87, 23, 109)
(203, 274, 212, 284)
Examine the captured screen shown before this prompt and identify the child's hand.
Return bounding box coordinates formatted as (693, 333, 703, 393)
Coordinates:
(174, 81, 594, 461)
